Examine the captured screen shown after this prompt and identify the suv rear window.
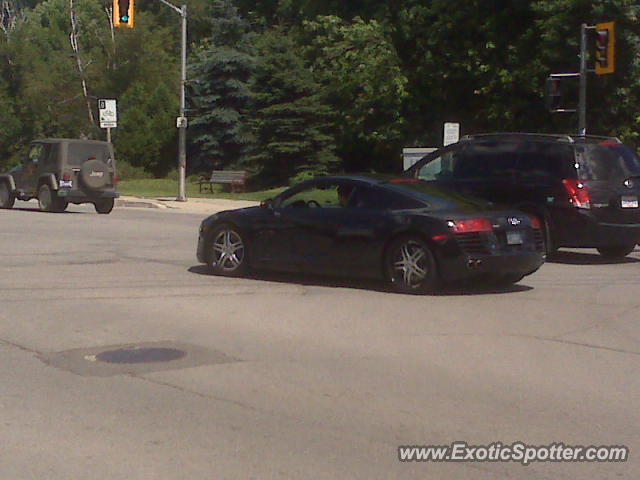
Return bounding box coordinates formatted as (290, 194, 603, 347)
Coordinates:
(67, 143, 112, 167)
(578, 142, 640, 181)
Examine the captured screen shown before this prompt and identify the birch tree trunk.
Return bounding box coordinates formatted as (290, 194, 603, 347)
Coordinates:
(69, 0, 95, 127)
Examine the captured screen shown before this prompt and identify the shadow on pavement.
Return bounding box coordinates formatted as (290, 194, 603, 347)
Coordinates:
(6, 207, 85, 214)
(188, 265, 532, 296)
(548, 250, 640, 265)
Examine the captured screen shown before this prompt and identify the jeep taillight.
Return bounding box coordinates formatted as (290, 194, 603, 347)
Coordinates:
(448, 218, 493, 233)
(562, 179, 591, 209)
(529, 215, 542, 229)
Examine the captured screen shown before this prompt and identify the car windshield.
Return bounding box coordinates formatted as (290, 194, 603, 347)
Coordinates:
(67, 143, 112, 166)
(578, 142, 640, 181)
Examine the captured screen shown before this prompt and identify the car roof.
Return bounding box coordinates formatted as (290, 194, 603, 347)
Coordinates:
(32, 138, 112, 145)
(309, 174, 395, 185)
(460, 132, 621, 144)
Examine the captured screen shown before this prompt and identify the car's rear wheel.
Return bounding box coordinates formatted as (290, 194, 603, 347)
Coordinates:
(94, 198, 114, 214)
(207, 225, 248, 276)
(596, 245, 636, 258)
(385, 235, 439, 294)
(38, 184, 67, 212)
(0, 181, 15, 209)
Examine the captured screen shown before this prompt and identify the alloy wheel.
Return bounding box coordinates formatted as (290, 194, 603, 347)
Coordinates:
(211, 229, 246, 273)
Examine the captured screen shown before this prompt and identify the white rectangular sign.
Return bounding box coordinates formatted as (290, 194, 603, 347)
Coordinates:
(443, 122, 460, 146)
(99, 99, 117, 128)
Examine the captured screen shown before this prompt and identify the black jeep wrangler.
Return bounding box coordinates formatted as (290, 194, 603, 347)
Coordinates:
(0, 138, 118, 214)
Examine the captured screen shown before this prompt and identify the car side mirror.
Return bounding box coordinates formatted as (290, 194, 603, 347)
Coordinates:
(260, 198, 274, 209)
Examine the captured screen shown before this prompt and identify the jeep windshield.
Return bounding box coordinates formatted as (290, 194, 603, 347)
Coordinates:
(578, 142, 640, 181)
(67, 143, 112, 167)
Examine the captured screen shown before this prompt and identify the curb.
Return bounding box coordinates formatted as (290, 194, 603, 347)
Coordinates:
(116, 198, 168, 209)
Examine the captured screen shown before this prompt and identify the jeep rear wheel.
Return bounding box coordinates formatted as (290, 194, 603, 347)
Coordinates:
(0, 181, 15, 209)
(38, 184, 67, 213)
(597, 245, 636, 259)
(94, 198, 114, 214)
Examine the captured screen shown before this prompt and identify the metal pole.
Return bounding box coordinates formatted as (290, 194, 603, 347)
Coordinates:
(578, 23, 588, 136)
(177, 4, 187, 201)
(107, 127, 111, 143)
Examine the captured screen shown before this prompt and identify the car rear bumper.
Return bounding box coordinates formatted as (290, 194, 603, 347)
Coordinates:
(56, 188, 119, 201)
(555, 209, 640, 247)
(439, 251, 545, 283)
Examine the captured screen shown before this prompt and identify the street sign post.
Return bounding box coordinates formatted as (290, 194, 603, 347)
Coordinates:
(98, 99, 117, 142)
(443, 122, 460, 146)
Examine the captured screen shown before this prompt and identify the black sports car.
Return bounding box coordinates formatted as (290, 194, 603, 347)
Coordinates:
(196, 176, 545, 293)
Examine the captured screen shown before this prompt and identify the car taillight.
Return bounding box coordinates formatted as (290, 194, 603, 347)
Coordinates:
(562, 179, 591, 209)
(529, 215, 542, 229)
(112, 175, 119, 184)
(62, 173, 72, 182)
(448, 218, 493, 233)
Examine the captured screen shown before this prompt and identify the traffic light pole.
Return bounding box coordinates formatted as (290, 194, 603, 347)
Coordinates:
(159, 0, 187, 201)
(578, 23, 588, 136)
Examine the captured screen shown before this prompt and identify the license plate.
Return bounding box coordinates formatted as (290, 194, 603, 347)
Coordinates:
(506, 231, 524, 245)
(621, 195, 639, 208)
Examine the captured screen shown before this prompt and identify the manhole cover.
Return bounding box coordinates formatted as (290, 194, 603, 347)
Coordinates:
(95, 347, 186, 364)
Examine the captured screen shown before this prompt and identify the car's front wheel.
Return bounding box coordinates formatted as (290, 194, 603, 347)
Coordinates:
(38, 184, 67, 212)
(0, 181, 15, 209)
(207, 225, 249, 276)
(385, 235, 439, 294)
(596, 245, 636, 259)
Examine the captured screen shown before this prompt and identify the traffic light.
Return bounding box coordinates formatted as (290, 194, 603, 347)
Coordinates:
(113, 0, 135, 28)
(594, 21, 614, 75)
(545, 77, 563, 112)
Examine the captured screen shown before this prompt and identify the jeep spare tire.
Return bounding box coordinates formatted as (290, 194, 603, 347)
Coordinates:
(80, 159, 110, 190)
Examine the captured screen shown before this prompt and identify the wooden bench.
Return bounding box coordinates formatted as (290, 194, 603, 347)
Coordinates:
(197, 170, 248, 193)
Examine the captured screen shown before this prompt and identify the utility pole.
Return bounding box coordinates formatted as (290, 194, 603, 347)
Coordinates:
(159, 0, 187, 201)
(578, 23, 589, 136)
(547, 22, 615, 136)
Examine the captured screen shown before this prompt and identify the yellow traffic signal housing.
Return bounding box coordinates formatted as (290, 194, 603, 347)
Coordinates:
(595, 21, 614, 74)
(113, 0, 135, 28)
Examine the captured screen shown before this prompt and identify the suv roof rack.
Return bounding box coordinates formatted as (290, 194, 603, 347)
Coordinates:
(460, 132, 621, 144)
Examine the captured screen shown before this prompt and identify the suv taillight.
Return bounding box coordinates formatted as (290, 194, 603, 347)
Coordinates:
(562, 179, 591, 209)
(448, 218, 493, 233)
(62, 173, 72, 182)
(112, 175, 119, 184)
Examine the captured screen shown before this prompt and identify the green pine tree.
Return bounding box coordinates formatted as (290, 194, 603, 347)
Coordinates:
(189, 0, 254, 173)
(249, 29, 338, 187)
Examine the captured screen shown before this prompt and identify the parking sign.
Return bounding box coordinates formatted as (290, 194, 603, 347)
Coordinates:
(98, 99, 117, 129)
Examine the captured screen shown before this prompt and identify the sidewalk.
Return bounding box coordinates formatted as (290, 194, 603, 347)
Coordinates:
(116, 195, 259, 214)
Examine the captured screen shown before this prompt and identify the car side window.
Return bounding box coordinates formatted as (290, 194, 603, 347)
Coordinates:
(40, 144, 54, 167)
(280, 183, 342, 209)
(452, 143, 518, 180)
(352, 186, 423, 210)
(516, 143, 574, 180)
(417, 149, 458, 181)
(28, 144, 43, 164)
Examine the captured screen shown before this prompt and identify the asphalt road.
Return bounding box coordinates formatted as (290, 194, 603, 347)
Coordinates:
(1, 201, 639, 479)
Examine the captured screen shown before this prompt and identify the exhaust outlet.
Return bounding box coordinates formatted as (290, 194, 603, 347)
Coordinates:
(467, 259, 483, 269)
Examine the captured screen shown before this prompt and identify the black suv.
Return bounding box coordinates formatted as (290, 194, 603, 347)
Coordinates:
(0, 138, 118, 214)
(406, 133, 640, 258)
